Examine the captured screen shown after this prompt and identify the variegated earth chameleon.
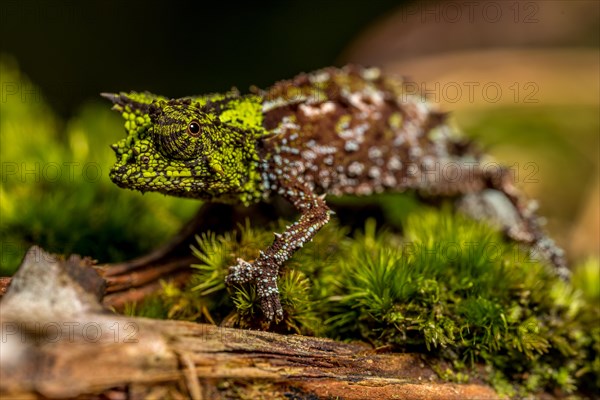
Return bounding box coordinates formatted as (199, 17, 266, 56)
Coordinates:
(103, 65, 568, 322)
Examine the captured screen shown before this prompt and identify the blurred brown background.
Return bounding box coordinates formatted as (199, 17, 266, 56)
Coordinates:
(1, 0, 598, 268)
(344, 0, 599, 262)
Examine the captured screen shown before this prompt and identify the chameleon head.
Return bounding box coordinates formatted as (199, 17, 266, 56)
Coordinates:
(102, 92, 260, 200)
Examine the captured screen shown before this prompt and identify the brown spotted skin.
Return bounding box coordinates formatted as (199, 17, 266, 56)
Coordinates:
(260, 66, 484, 198)
(224, 65, 568, 322)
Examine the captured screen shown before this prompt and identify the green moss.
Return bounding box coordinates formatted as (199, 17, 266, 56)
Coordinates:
(0, 57, 198, 274)
(573, 258, 600, 303)
(131, 209, 599, 397)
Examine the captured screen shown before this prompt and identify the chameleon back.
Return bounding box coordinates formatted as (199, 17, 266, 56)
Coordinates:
(258, 65, 481, 198)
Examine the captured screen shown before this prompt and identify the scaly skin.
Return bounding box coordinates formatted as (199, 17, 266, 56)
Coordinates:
(103, 65, 568, 321)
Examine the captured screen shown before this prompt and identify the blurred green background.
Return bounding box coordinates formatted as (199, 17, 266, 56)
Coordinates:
(1, 0, 598, 275)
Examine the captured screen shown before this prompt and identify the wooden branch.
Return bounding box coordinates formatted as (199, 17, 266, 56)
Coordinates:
(1, 315, 501, 399)
(0, 246, 501, 399)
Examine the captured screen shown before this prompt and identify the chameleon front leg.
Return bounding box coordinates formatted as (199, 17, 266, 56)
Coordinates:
(225, 180, 331, 321)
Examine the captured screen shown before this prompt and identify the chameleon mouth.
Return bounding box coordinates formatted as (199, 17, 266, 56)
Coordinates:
(108, 144, 206, 197)
(108, 136, 151, 186)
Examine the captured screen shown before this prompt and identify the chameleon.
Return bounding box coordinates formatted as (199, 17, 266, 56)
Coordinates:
(102, 65, 568, 322)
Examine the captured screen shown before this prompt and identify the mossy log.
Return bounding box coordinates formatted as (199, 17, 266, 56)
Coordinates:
(0, 246, 500, 399)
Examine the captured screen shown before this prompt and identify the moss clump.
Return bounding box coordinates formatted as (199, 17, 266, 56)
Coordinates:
(130, 208, 599, 397)
(191, 219, 346, 334)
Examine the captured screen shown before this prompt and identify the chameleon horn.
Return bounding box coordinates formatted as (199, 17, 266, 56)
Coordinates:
(100, 92, 119, 103)
(100, 92, 156, 114)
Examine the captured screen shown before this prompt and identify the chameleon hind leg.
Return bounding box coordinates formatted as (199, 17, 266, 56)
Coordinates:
(225, 179, 331, 321)
(479, 164, 569, 278)
(421, 159, 569, 278)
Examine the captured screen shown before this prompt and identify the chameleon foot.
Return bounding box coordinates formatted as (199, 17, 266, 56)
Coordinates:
(259, 291, 283, 322)
(225, 258, 283, 321)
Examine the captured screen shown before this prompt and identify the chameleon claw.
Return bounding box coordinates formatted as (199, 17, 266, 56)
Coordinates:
(260, 292, 284, 322)
(225, 258, 255, 285)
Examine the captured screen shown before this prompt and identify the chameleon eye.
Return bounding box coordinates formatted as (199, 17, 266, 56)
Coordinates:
(151, 106, 204, 160)
(188, 121, 201, 136)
